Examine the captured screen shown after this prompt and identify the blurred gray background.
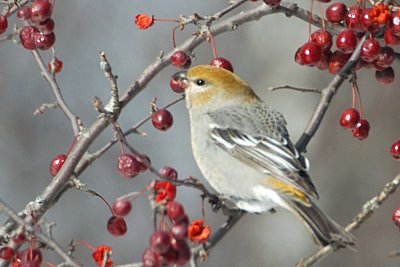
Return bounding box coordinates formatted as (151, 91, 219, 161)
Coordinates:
(1, 0, 400, 266)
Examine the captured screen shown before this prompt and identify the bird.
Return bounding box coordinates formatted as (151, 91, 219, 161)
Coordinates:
(172, 64, 356, 248)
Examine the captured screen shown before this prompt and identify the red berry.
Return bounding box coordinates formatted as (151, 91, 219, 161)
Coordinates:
(375, 67, 395, 84)
(0, 247, 14, 260)
(149, 230, 171, 254)
(384, 27, 400, 46)
(169, 76, 186, 94)
(0, 16, 8, 34)
(393, 208, 400, 227)
(294, 46, 304, 65)
(29, 0, 53, 23)
(117, 154, 141, 178)
(20, 26, 39, 50)
(361, 8, 379, 32)
(263, 0, 281, 7)
(34, 31, 55, 50)
(339, 108, 360, 129)
(316, 50, 331, 71)
(336, 30, 358, 54)
(170, 51, 191, 69)
(328, 50, 350, 74)
(311, 30, 333, 51)
(17, 7, 30, 20)
(390, 11, 400, 36)
(20, 248, 42, 267)
(170, 218, 189, 240)
(390, 140, 400, 160)
(352, 119, 370, 140)
(360, 39, 380, 62)
(173, 241, 191, 266)
(38, 18, 55, 35)
(112, 199, 132, 217)
(210, 57, 234, 72)
(326, 3, 347, 23)
(345, 7, 364, 32)
(142, 248, 162, 267)
(48, 58, 63, 73)
(166, 201, 185, 222)
(136, 154, 151, 172)
(107, 216, 127, 236)
(49, 154, 66, 176)
(374, 47, 395, 69)
(299, 41, 322, 65)
(12, 233, 26, 245)
(152, 109, 173, 131)
(159, 166, 178, 180)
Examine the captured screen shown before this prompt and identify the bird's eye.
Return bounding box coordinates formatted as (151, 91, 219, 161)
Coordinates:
(195, 79, 205, 86)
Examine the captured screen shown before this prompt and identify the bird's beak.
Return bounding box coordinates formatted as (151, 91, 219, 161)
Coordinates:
(172, 71, 188, 89)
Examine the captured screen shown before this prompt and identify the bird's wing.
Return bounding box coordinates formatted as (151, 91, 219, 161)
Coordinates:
(208, 104, 318, 199)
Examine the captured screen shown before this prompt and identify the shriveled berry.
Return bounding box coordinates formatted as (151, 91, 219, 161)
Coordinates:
(170, 51, 191, 69)
(0, 247, 14, 260)
(390, 140, 400, 160)
(166, 201, 185, 222)
(152, 109, 173, 131)
(107, 216, 127, 236)
(20, 26, 39, 50)
(352, 119, 370, 140)
(142, 248, 162, 267)
(326, 3, 347, 23)
(17, 7, 30, 20)
(112, 199, 132, 217)
(48, 58, 63, 73)
(328, 50, 350, 74)
(339, 108, 360, 129)
(49, 154, 66, 176)
(117, 154, 141, 178)
(0, 16, 8, 34)
(149, 230, 171, 254)
(360, 39, 380, 62)
(210, 57, 234, 72)
(29, 0, 53, 23)
(34, 31, 55, 50)
(375, 67, 395, 84)
(336, 30, 357, 54)
(159, 166, 178, 180)
(299, 42, 322, 65)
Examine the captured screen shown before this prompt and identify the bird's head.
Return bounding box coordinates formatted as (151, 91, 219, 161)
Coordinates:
(172, 65, 257, 110)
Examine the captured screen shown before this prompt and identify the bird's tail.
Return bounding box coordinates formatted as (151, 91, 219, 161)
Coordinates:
(286, 200, 357, 249)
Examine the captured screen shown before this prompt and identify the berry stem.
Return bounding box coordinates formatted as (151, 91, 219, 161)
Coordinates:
(172, 25, 180, 48)
(318, 1, 325, 31)
(208, 33, 218, 59)
(90, 190, 115, 216)
(354, 81, 363, 118)
(73, 240, 95, 252)
(116, 184, 150, 202)
(153, 18, 179, 23)
(201, 196, 206, 222)
(65, 134, 79, 157)
(308, 0, 314, 40)
(351, 82, 356, 109)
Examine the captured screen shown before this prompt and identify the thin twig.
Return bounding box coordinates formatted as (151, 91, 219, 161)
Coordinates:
(211, 0, 249, 20)
(296, 173, 400, 267)
(269, 85, 322, 93)
(0, 198, 81, 267)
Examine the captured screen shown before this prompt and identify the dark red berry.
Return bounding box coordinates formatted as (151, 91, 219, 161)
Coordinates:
(152, 109, 173, 131)
(328, 50, 350, 74)
(210, 57, 234, 72)
(352, 119, 370, 140)
(49, 154, 66, 176)
(38, 18, 55, 34)
(311, 30, 333, 51)
(12, 233, 26, 245)
(361, 8, 379, 32)
(299, 42, 322, 65)
(170, 51, 191, 69)
(117, 154, 141, 178)
(345, 7, 364, 32)
(17, 7, 30, 20)
(384, 27, 400, 46)
(107, 216, 127, 236)
(263, 0, 281, 7)
(336, 30, 358, 54)
(360, 39, 380, 62)
(34, 31, 55, 50)
(112, 199, 132, 217)
(159, 166, 178, 180)
(326, 3, 347, 23)
(48, 58, 63, 73)
(166, 201, 185, 222)
(135, 154, 151, 172)
(149, 230, 171, 254)
(173, 241, 191, 266)
(390, 11, 400, 36)
(0, 16, 8, 34)
(294, 46, 304, 65)
(375, 67, 395, 84)
(20, 26, 39, 50)
(339, 108, 360, 129)
(0, 247, 14, 260)
(169, 76, 186, 94)
(374, 47, 395, 69)
(142, 248, 162, 267)
(162, 248, 178, 265)
(170, 219, 189, 240)
(390, 140, 400, 160)
(20, 248, 42, 267)
(29, 0, 53, 23)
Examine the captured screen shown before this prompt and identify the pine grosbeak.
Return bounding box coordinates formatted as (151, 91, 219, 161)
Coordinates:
(172, 65, 356, 248)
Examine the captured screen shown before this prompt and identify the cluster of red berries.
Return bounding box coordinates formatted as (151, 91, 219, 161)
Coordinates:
(339, 108, 370, 140)
(296, 2, 395, 84)
(17, 0, 56, 51)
